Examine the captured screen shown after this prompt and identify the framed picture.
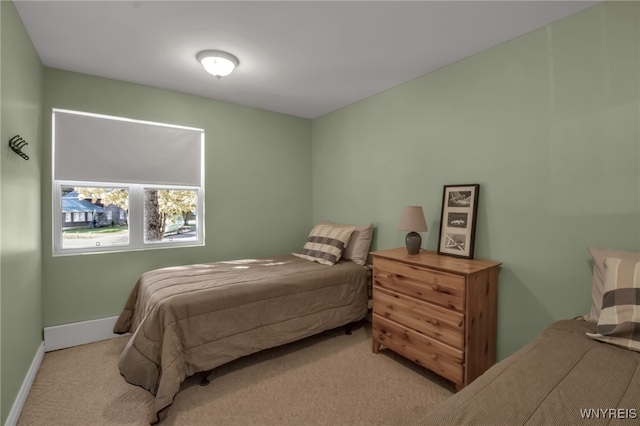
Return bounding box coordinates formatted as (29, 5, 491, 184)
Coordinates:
(437, 184, 480, 259)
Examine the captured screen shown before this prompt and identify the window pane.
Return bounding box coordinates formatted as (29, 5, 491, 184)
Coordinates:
(144, 189, 198, 244)
(61, 186, 129, 250)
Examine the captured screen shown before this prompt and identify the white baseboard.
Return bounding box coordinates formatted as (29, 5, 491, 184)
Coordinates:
(44, 316, 121, 352)
(5, 342, 44, 426)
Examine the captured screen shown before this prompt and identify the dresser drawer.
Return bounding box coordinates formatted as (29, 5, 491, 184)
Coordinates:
(373, 258, 465, 311)
(373, 286, 464, 349)
(372, 314, 464, 384)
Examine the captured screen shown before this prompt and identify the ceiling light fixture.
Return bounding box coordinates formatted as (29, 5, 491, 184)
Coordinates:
(197, 50, 239, 79)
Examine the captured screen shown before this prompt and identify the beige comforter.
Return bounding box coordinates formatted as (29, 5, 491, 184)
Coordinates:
(416, 319, 640, 425)
(113, 254, 367, 423)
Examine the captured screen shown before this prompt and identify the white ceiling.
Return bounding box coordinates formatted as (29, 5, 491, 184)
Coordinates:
(14, 0, 601, 119)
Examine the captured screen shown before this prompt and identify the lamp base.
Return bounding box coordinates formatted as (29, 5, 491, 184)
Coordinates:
(405, 232, 422, 255)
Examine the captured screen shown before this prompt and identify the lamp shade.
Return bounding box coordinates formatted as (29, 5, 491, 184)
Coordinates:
(197, 50, 239, 78)
(397, 206, 428, 232)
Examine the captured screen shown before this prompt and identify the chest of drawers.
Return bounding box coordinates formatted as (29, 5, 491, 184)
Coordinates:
(371, 248, 501, 390)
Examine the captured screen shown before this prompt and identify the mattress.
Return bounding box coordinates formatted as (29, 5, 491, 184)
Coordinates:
(415, 319, 640, 425)
(113, 254, 368, 423)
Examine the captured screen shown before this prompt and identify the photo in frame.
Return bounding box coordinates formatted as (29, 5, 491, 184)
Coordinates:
(437, 184, 480, 259)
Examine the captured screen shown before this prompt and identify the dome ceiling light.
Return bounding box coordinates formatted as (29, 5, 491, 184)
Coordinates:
(196, 50, 239, 79)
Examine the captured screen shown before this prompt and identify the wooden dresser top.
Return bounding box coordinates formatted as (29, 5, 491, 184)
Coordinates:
(371, 247, 501, 276)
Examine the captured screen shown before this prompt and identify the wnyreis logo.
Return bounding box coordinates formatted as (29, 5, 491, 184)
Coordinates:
(580, 409, 638, 420)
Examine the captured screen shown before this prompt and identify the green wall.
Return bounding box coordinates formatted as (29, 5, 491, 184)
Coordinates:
(0, 1, 44, 423)
(42, 69, 312, 326)
(311, 1, 640, 361)
(2, 1, 640, 421)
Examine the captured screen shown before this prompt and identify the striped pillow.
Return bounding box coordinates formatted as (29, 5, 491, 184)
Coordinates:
(320, 221, 374, 266)
(292, 223, 356, 266)
(587, 257, 640, 352)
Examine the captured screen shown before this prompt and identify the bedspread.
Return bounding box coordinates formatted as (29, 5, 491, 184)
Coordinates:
(415, 319, 640, 425)
(113, 254, 367, 422)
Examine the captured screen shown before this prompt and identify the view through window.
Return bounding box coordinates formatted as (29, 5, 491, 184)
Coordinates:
(143, 188, 198, 244)
(61, 186, 130, 250)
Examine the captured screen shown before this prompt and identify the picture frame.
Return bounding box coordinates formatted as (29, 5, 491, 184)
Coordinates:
(437, 184, 480, 259)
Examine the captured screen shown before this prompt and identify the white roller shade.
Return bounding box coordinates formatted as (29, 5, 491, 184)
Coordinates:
(54, 110, 203, 186)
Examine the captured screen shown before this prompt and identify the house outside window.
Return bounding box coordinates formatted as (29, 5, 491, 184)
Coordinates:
(53, 109, 204, 255)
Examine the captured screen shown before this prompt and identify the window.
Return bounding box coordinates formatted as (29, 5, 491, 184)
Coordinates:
(143, 188, 199, 244)
(60, 185, 130, 250)
(53, 109, 204, 255)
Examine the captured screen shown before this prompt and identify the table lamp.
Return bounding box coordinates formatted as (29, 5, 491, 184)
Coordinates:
(397, 206, 427, 255)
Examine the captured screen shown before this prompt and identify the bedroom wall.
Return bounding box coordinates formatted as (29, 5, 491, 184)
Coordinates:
(41, 69, 312, 327)
(0, 1, 44, 423)
(311, 1, 640, 361)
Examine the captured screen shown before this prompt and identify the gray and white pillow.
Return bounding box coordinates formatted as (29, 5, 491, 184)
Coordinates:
(584, 246, 640, 323)
(320, 221, 374, 266)
(293, 223, 355, 266)
(587, 257, 640, 352)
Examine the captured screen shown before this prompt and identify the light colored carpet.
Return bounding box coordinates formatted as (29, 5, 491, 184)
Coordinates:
(18, 321, 453, 425)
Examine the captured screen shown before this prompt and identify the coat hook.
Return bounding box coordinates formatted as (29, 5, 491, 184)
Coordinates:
(9, 135, 29, 160)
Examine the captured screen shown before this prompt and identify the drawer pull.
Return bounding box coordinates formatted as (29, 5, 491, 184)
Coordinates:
(432, 284, 451, 295)
(427, 319, 440, 327)
(430, 354, 438, 361)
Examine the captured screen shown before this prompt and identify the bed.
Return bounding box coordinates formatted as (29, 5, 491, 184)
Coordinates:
(113, 222, 372, 423)
(415, 319, 640, 425)
(415, 246, 640, 425)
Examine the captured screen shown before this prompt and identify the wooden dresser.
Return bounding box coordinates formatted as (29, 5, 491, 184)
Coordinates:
(371, 248, 501, 390)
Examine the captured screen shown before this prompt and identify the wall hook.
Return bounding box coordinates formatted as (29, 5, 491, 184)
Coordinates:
(9, 135, 29, 160)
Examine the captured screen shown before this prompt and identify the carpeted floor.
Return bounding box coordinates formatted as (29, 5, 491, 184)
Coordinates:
(17, 321, 454, 425)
